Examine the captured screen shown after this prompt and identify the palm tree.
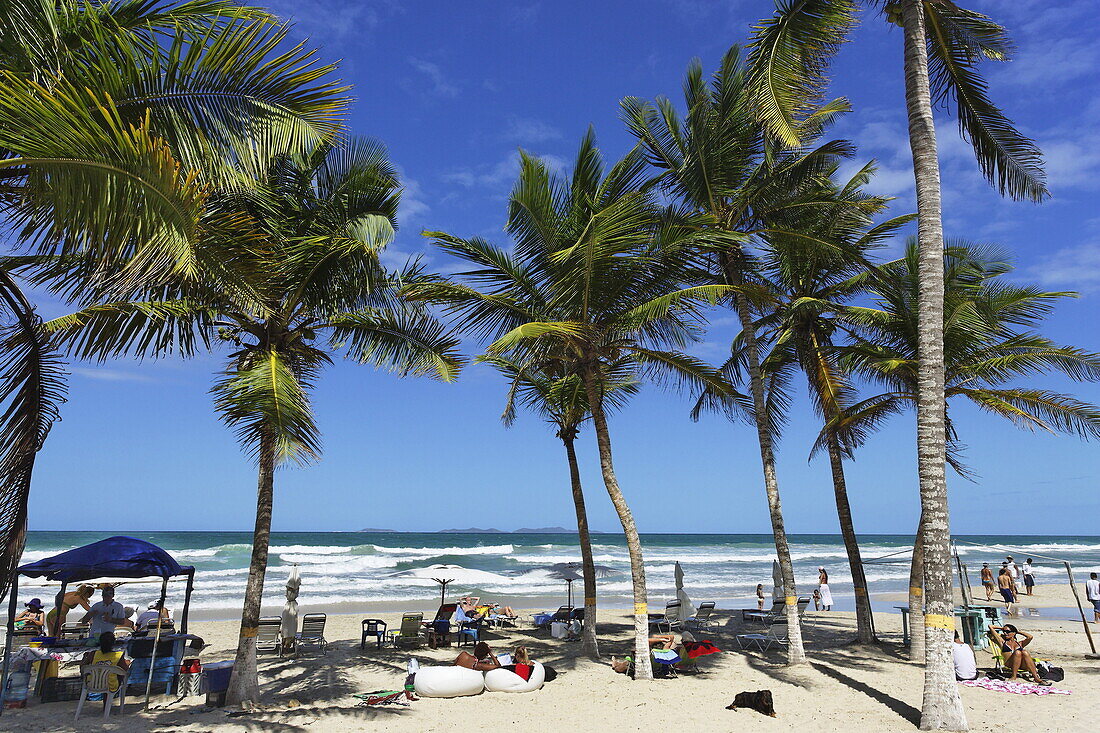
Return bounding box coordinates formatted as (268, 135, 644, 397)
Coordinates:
(837, 241, 1100, 461)
(745, 162, 914, 644)
(623, 45, 857, 664)
(745, 4, 1046, 724)
(483, 355, 639, 658)
(0, 1, 348, 595)
(39, 139, 463, 703)
(410, 130, 732, 680)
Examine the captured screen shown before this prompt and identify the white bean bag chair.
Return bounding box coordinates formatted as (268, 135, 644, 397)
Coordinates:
(413, 666, 486, 698)
(484, 662, 545, 693)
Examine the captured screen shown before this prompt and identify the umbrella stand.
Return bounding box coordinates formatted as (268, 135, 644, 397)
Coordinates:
(565, 577, 575, 608)
(430, 578, 454, 606)
(143, 576, 169, 711)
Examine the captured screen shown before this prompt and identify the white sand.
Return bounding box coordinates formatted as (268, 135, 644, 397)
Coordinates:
(4, 602, 1098, 732)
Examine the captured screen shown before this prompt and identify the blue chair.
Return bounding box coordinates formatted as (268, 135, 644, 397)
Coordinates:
(360, 619, 387, 650)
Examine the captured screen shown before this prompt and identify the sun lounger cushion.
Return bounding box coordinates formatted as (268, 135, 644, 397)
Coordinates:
(484, 662, 545, 693)
(413, 666, 485, 698)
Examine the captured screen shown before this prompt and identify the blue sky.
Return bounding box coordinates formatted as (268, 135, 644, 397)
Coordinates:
(26, 0, 1100, 535)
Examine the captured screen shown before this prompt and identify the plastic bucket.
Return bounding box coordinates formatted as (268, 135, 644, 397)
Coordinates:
(203, 661, 234, 693)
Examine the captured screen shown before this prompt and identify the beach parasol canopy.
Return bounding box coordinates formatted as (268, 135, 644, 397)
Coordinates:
(674, 561, 696, 622)
(543, 562, 616, 607)
(281, 565, 301, 646)
(772, 559, 783, 601)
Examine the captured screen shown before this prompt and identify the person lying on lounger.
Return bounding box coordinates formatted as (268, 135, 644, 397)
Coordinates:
(454, 641, 502, 671)
(990, 624, 1051, 685)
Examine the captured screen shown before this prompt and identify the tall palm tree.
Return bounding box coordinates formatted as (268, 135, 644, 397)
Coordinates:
(745, 162, 914, 644)
(623, 45, 857, 664)
(410, 130, 732, 680)
(746, 4, 1046, 725)
(39, 139, 463, 703)
(0, 1, 348, 596)
(483, 355, 639, 658)
(836, 241, 1100, 461)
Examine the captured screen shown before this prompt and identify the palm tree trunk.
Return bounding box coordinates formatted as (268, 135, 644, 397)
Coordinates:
(562, 431, 600, 659)
(908, 512, 927, 661)
(825, 434, 875, 644)
(226, 429, 276, 706)
(900, 0, 966, 728)
(581, 367, 652, 681)
(729, 281, 805, 664)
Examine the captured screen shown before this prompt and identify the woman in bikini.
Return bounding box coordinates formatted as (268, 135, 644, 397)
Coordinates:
(46, 584, 95, 635)
(990, 624, 1050, 685)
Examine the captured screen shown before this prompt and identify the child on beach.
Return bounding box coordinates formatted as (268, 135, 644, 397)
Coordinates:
(756, 584, 765, 610)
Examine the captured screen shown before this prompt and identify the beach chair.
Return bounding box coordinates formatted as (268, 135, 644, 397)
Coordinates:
(74, 662, 126, 719)
(60, 622, 90, 642)
(423, 603, 457, 640)
(649, 600, 682, 634)
(737, 616, 789, 653)
(533, 606, 572, 629)
(686, 602, 720, 635)
(391, 613, 426, 649)
(796, 596, 815, 629)
(361, 619, 387, 650)
(296, 613, 328, 655)
(742, 599, 783, 626)
(255, 617, 282, 654)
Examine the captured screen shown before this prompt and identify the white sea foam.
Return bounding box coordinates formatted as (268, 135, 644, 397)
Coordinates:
(372, 544, 515, 556)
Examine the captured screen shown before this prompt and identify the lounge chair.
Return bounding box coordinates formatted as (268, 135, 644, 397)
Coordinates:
(686, 601, 720, 635)
(533, 606, 572, 629)
(360, 619, 387, 650)
(742, 599, 783, 625)
(391, 613, 427, 649)
(74, 662, 126, 719)
(255, 617, 282, 654)
(60, 622, 90, 642)
(296, 613, 328, 654)
(649, 600, 682, 634)
(737, 616, 789, 652)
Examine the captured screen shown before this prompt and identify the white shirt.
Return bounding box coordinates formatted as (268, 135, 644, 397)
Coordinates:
(1005, 565, 1017, 579)
(88, 600, 125, 636)
(1022, 563, 1034, 577)
(952, 641, 977, 681)
(1086, 578, 1100, 601)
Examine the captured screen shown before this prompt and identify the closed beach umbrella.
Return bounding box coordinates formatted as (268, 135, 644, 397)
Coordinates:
(281, 565, 301, 646)
(674, 561, 696, 622)
(772, 559, 783, 601)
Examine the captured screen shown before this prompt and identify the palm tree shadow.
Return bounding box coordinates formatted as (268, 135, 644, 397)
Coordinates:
(809, 661, 921, 726)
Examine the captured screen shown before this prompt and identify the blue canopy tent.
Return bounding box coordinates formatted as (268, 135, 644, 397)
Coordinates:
(0, 536, 196, 713)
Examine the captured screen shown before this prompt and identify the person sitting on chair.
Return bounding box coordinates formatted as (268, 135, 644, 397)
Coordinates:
(136, 600, 171, 631)
(14, 598, 46, 632)
(454, 641, 502, 671)
(80, 631, 130, 693)
(952, 630, 978, 681)
(990, 624, 1050, 685)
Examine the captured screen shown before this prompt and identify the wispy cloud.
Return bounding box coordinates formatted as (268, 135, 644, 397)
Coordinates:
(1023, 240, 1100, 294)
(441, 150, 567, 191)
(502, 116, 562, 144)
(263, 0, 398, 39)
(70, 367, 156, 384)
(406, 57, 459, 99)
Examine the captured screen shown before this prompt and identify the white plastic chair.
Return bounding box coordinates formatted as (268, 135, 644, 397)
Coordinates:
(74, 662, 127, 719)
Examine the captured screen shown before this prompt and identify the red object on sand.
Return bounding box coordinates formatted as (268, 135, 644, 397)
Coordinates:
(685, 640, 721, 659)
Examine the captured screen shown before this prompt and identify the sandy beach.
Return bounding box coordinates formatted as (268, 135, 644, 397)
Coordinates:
(5, 589, 1097, 732)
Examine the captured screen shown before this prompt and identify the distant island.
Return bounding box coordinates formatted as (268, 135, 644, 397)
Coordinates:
(435, 527, 608, 534)
(437, 527, 504, 534)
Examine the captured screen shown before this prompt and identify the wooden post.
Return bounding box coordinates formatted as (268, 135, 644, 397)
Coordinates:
(0, 575, 20, 715)
(144, 577, 169, 710)
(1064, 561, 1098, 656)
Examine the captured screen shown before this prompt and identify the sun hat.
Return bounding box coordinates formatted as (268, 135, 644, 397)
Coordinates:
(25, 598, 43, 610)
(148, 601, 159, 609)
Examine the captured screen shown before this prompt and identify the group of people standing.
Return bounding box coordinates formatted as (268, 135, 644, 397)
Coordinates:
(752, 567, 834, 611)
(980, 555, 1036, 606)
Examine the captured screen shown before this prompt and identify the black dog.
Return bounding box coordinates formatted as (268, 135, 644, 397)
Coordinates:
(726, 690, 776, 717)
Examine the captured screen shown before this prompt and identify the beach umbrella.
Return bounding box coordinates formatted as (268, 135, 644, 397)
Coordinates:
(281, 565, 301, 653)
(430, 577, 454, 606)
(543, 563, 615, 607)
(674, 561, 696, 623)
(772, 560, 783, 601)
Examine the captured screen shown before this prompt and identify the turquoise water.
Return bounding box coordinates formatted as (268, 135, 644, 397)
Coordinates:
(17, 531, 1100, 613)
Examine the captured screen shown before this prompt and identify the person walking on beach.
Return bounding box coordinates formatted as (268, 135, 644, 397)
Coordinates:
(817, 567, 833, 611)
(1022, 558, 1035, 596)
(997, 567, 1016, 608)
(1006, 556, 1020, 596)
(980, 563, 995, 601)
(1086, 572, 1100, 624)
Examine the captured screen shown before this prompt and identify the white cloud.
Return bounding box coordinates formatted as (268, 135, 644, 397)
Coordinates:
(263, 0, 396, 39)
(441, 150, 567, 191)
(406, 58, 459, 99)
(70, 367, 156, 383)
(1024, 240, 1100, 294)
(503, 116, 561, 143)
(397, 173, 430, 226)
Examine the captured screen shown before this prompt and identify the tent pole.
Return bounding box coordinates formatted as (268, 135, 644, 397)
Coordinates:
(1064, 561, 1098, 656)
(0, 575, 19, 715)
(144, 577, 169, 711)
(180, 569, 194, 635)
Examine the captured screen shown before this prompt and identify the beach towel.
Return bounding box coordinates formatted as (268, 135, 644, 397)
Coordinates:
(684, 640, 721, 659)
(653, 649, 681, 665)
(959, 677, 1071, 696)
(354, 690, 410, 707)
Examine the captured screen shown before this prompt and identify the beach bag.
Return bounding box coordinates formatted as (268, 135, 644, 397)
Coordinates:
(1037, 662, 1064, 682)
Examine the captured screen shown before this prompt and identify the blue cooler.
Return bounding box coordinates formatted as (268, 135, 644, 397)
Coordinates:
(204, 661, 234, 693)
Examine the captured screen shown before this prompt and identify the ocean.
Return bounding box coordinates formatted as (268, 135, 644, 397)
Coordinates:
(17, 531, 1100, 618)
